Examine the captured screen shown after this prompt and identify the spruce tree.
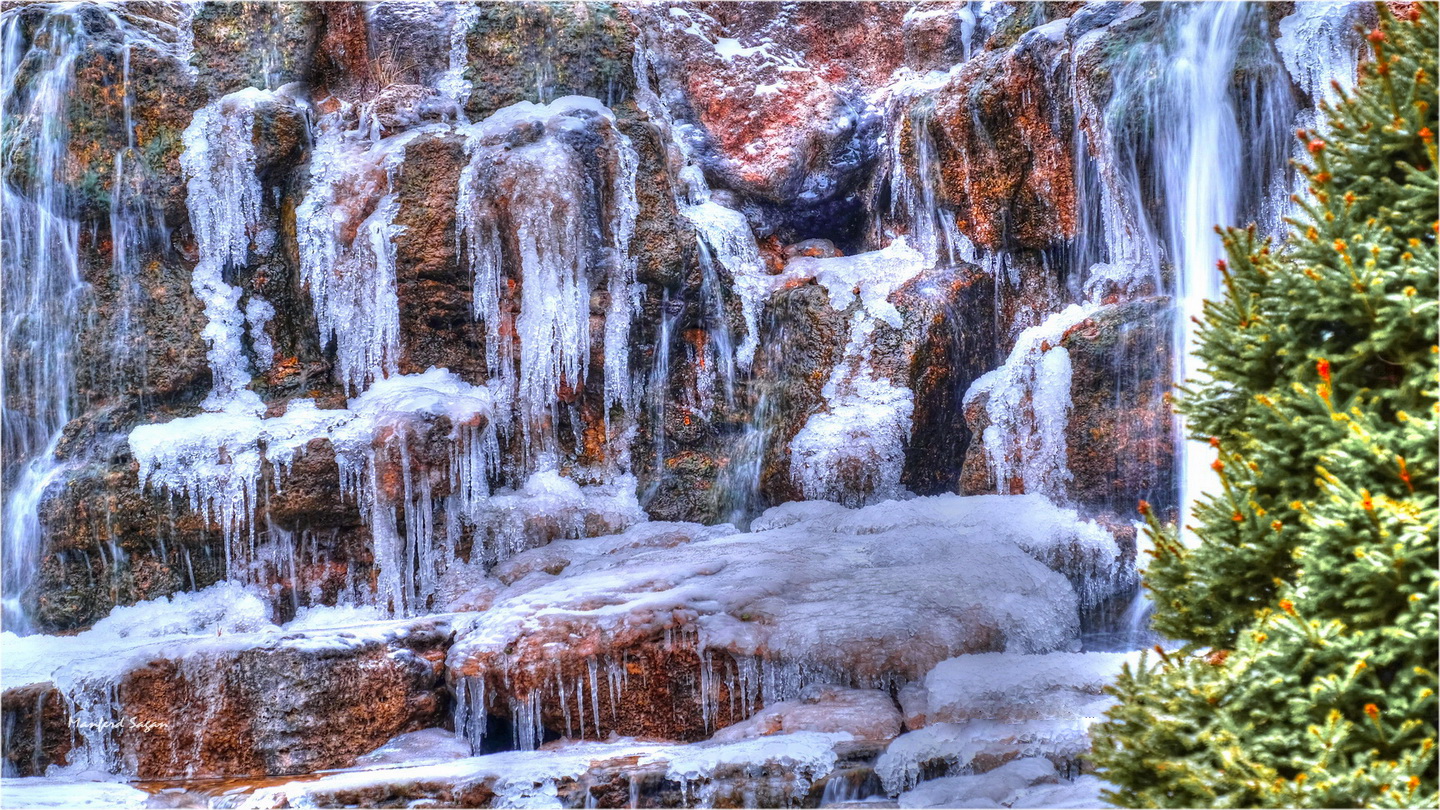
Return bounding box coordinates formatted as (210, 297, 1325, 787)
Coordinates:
(1091, 4, 1438, 807)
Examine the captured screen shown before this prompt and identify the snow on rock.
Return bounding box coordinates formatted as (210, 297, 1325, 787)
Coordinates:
(876, 718, 1094, 796)
(898, 651, 1135, 729)
(467, 469, 646, 565)
(709, 684, 901, 744)
(877, 651, 1135, 795)
(896, 756, 1112, 809)
(1, 581, 271, 693)
(446, 494, 1118, 750)
(0, 778, 150, 809)
(787, 239, 928, 507)
(856, 493, 1133, 612)
(964, 305, 1095, 501)
(2, 587, 454, 778)
(230, 731, 850, 809)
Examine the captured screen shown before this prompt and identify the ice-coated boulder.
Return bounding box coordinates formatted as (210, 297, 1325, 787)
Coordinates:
(446, 494, 1127, 748)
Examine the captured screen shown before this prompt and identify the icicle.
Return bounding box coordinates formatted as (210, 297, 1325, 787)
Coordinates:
(180, 88, 277, 413)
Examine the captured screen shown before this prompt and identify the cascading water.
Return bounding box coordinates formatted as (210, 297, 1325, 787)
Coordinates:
(1071, 3, 1299, 538)
(0, 7, 88, 635)
(0, 3, 190, 632)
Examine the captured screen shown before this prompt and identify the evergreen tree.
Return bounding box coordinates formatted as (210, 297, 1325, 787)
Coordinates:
(1091, 4, 1438, 807)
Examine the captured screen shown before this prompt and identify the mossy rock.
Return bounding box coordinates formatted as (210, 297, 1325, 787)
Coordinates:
(461, 2, 635, 121)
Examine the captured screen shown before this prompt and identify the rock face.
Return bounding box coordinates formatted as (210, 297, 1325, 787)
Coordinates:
(1, 0, 1191, 632)
(636, 2, 908, 246)
(118, 621, 450, 779)
(1, 598, 452, 780)
(926, 19, 1078, 253)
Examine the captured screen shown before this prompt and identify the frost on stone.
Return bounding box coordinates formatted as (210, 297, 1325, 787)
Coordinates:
(179, 88, 281, 411)
(456, 98, 639, 474)
(965, 305, 1094, 501)
(444, 494, 1123, 751)
(787, 239, 928, 506)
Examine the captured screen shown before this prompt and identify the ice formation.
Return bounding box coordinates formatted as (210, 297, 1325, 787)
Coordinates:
(296, 115, 432, 393)
(0, 779, 151, 809)
(899, 651, 1135, 727)
(788, 239, 928, 506)
(456, 97, 640, 471)
(233, 730, 848, 809)
(2, 581, 454, 774)
(446, 494, 1123, 751)
(179, 88, 280, 413)
(871, 65, 971, 267)
(1276, 2, 1368, 111)
(708, 684, 901, 744)
(878, 650, 1134, 794)
(965, 305, 1094, 501)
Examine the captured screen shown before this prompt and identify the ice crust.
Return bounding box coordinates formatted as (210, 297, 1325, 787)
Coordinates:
(965, 305, 1094, 501)
(879, 650, 1135, 796)
(447, 494, 1128, 750)
(0, 778, 150, 809)
(1276, 2, 1367, 110)
(900, 651, 1135, 727)
(897, 756, 1111, 809)
(295, 116, 434, 394)
(229, 730, 848, 809)
(1, 583, 451, 774)
(787, 239, 928, 506)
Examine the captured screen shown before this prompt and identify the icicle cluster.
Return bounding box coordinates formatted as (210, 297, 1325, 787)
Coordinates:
(456, 97, 640, 472)
(296, 115, 434, 394)
(179, 88, 283, 413)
